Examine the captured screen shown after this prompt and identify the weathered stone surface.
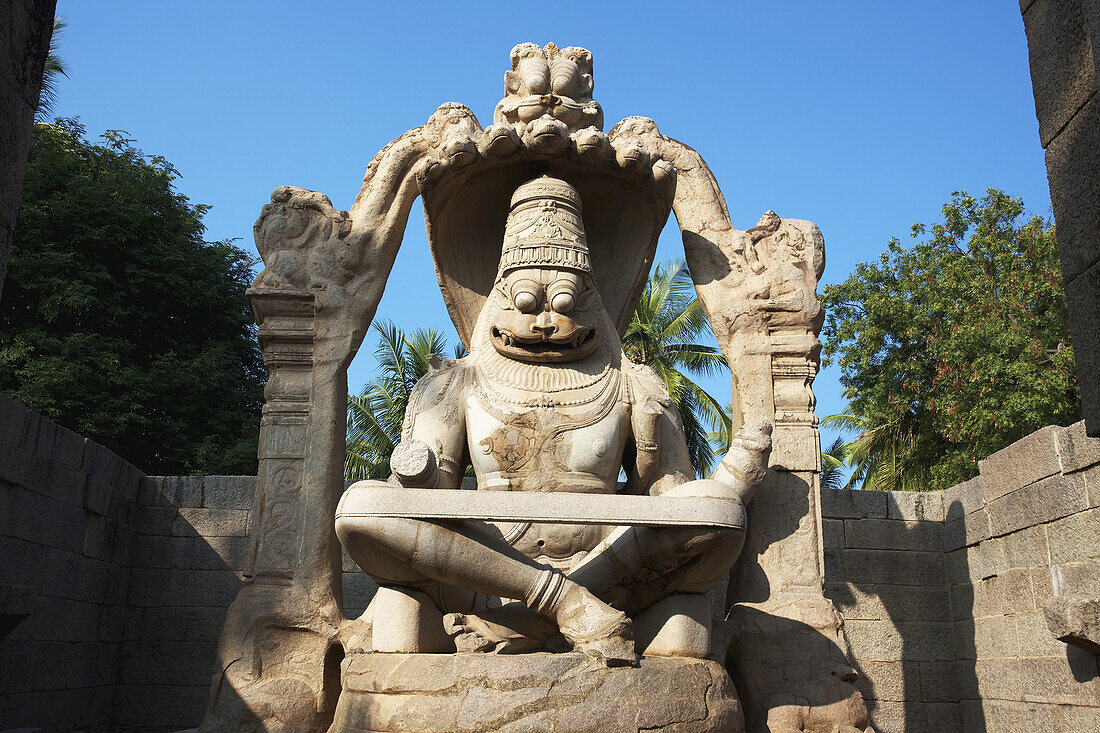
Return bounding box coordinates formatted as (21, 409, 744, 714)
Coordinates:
(821, 518, 844, 549)
(997, 523, 1051, 570)
(843, 518, 943, 552)
(202, 41, 863, 733)
(834, 549, 946, 586)
(140, 475, 203, 509)
(886, 491, 944, 522)
(826, 582, 951, 623)
(1064, 259, 1100, 437)
(918, 660, 960, 703)
(944, 509, 991, 552)
(201, 475, 256, 510)
(1043, 595, 1100, 654)
(1056, 420, 1100, 473)
(842, 619, 954, 662)
(975, 657, 1024, 702)
(985, 698, 1100, 731)
(978, 425, 1064, 502)
(986, 473, 1088, 537)
(943, 476, 984, 522)
(331, 652, 744, 733)
(1022, 0, 1097, 148)
(1016, 609, 1076, 657)
(850, 659, 918, 702)
(1046, 506, 1100, 564)
(820, 489, 888, 519)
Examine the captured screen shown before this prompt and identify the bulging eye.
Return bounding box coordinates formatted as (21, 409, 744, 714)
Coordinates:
(511, 280, 541, 313)
(515, 291, 538, 312)
(550, 291, 575, 314)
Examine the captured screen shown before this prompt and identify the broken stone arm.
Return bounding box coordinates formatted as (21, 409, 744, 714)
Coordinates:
(387, 363, 468, 489)
(629, 383, 773, 506)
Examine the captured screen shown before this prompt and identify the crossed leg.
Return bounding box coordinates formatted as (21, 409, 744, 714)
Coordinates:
(335, 480, 744, 665)
(335, 496, 636, 665)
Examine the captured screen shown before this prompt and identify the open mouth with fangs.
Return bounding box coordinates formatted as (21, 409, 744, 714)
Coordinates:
(490, 324, 599, 363)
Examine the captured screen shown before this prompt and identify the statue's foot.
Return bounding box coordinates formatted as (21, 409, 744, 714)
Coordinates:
(444, 604, 553, 654)
(555, 584, 637, 667)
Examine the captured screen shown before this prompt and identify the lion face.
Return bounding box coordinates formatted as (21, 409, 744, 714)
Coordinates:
(489, 267, 601, 363)
(495, 42, 603, 131)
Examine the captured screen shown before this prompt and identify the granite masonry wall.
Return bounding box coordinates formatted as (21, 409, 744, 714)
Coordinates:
(2, 391, 1097, 731)
(0, 393, 144, 730)
(823, 420, 1100, 733)
(1020, 0, 1100, 437)
(112, 476, 378, 731)
(0, 394, 378, 731)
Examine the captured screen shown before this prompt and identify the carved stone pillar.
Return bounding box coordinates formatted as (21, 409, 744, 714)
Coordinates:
(199, 287, 346, 733)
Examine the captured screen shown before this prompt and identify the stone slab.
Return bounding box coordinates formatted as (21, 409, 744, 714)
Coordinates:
(986, 473, 1088, 538)
(821, 518, 843, 549)
(819, 489, 888, 519)
(978, 425, 1063, 502)
(833, 549, 946, 586)
(825, 582, 951, 622)
(843, 518, 943, 552)
(886, 491, 944, 522)
(331, 652, 743, 733)
(1064, 258, 1100, 436)
(339, 484, 746, 528)
(943, 477, 984, 522)
(1046, 506, 1099, 564)
(1023, 0, 1097, 148)
(1055, 420, 1100, 472)
(944, 509, 991, 552)
(1042, 595, 1100, 654)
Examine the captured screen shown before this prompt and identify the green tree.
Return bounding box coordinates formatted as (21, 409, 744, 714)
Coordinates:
(1, 119, 265, 474)
(345, 322, 464, 480)
(623, 259, 730, 475)
(818, 433, 849, 491)
(36, 17, 68, 121)
(820, 189, 1079, 490)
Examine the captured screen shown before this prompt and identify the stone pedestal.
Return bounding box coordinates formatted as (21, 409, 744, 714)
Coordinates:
(329, 652, 744, 733)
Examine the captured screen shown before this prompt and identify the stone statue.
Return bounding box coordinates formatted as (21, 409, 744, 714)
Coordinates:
(336, 174, 773, 668)
(200, 41, 874, 733)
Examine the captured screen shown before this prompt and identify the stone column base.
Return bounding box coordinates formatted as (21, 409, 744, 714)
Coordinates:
(329, 652, 744, 732)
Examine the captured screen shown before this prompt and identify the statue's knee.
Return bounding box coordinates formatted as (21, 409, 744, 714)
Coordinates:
(690, 526, 745, 562)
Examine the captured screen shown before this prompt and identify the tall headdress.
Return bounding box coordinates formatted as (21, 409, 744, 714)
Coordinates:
(499, 176, 591, 276)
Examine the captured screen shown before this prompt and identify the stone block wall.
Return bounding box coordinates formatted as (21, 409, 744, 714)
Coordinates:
(0, 393, 144, 730)
(822, 488, 958, 732)
(1021, 0, 1100, 436)
(824, 420, 1100, 733)
(112, 476, 376, 731)
(110, 475, 255, 730)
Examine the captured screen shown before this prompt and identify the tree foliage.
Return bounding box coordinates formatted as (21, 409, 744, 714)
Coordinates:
(1, 120, 265, 474)
(820, 189, 1079, 489)
(36, 17, 68, 121)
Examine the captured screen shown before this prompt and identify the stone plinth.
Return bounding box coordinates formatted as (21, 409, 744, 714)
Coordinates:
(330, 652, 744, 733)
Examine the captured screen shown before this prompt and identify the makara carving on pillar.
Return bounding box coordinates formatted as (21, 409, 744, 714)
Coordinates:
(202, 42, 874, 733)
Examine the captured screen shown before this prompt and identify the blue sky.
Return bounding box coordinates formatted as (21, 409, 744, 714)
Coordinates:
(51, 1, 1051, 462)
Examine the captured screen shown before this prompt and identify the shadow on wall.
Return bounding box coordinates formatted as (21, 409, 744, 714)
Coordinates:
(116, 476, 375, 732)
(945, 499, 985, 732)
(822, 491, 971, 733)
(724, 471, 872, 732)
(115, 479, 258, 731)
